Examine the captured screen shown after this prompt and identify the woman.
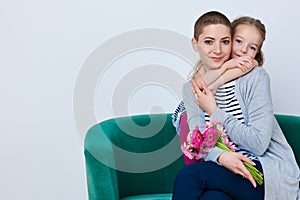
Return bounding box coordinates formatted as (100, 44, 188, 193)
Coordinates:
(172, 11, 300, 199)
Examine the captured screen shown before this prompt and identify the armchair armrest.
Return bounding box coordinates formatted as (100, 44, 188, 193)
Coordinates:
(84, 113, 184, 199)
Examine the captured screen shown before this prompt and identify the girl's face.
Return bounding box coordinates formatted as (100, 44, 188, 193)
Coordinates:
(231, 24, 263, 59)
(192, 24, 231, 71)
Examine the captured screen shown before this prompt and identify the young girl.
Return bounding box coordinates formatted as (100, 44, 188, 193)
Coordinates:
(172, 12, 300, 200)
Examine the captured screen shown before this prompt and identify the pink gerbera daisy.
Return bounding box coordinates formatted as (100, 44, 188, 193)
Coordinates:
(202, 127, 218, 148)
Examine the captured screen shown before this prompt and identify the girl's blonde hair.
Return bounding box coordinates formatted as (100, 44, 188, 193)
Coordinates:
(188, 60, 204, 80)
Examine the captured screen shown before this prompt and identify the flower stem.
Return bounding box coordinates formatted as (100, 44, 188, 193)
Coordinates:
(215, 140, 263, 185)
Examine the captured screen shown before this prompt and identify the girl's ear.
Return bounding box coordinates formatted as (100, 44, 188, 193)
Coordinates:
(191, 38, 199, 52)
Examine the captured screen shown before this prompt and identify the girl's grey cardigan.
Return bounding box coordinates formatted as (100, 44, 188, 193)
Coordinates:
(182, 67, 300, 199)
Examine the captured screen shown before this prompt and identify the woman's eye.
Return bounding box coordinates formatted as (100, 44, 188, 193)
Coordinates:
(204, 40, 213, 45)
(223, 40, 230, 45)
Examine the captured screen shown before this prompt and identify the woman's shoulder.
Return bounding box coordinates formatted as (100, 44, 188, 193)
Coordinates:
(236, 67, 271, 92)
(182, 80, 191, 91)
(240, 67, 269, 82)
(249, 66, 268, 76)
(181, 80, 192, 96)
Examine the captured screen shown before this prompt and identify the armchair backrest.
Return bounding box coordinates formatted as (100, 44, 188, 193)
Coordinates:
(84, 113, 300, 200)
(274, 114, 300, 166)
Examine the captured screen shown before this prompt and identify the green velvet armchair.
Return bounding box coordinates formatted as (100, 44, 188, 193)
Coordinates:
(84, 113, 300, 200)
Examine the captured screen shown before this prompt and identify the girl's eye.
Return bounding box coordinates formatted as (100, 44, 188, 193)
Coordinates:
(235, 39, 242, 44)
(204, 40, 213, 45)
(249, 46, 257, 51)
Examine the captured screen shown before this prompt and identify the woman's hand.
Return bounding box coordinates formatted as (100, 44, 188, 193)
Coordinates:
(192, 71, 204, 90)
(191, 79, 216, 116)
(218, 151, 257, 188)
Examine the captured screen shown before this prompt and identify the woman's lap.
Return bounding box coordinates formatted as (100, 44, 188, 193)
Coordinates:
(201, 190, 232, 200)
(172, 161, 264, 200)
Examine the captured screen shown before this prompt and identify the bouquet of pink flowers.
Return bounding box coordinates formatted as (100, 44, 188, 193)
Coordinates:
(181, 122, 263, 185)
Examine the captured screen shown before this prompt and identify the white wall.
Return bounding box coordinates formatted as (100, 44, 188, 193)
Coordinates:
(1, 0, 299, 199)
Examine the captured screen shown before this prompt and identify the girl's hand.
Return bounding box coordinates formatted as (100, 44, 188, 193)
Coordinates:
(223, 56, 257, 72)
(191, 80, 216, 116)
(218, 151, 257, 188)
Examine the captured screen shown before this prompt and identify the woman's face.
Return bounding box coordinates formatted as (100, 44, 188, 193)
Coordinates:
(192, 24, 231, 71)
(231, 24, 263, 59)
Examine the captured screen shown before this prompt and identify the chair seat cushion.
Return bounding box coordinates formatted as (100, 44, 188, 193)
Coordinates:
(121, 193, 172, 200)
